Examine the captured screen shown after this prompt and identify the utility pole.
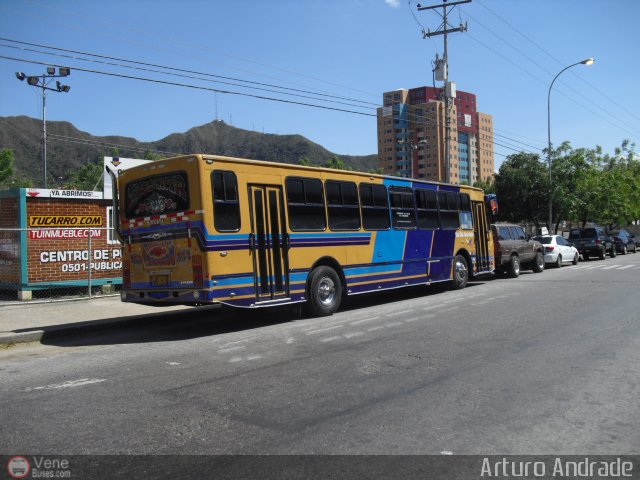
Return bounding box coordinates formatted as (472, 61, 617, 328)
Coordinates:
(417, 0, 470, 183)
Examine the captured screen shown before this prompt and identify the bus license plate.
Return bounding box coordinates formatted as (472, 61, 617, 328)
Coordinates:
(151, 274, 170, 287)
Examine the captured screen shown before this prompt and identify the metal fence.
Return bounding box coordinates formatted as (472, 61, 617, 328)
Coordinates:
(0, 227, 122, 303)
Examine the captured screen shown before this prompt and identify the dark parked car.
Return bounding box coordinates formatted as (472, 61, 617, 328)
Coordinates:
(491, 223, 545, 277)
(610, 229, 637, 254)
(567, 227, 616, 260)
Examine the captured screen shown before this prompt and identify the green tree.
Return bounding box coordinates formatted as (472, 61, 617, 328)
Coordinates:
(0, 149, 34, 188)
(473, 178, 496, 194)
(143, 149, 164, 160)
(298, 157, 315, 167)
(0, 148, 15, 184)
(325, 156, 351, 171)
(66, 162, 103, 191)
(494, 152, 548, 229)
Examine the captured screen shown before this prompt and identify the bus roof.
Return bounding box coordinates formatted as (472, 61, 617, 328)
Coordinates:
(120, 153, 485, 193)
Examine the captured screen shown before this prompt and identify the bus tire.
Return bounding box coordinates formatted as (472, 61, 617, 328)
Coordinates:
(451, 255, 469, 290)
(306, 266, 342, 317)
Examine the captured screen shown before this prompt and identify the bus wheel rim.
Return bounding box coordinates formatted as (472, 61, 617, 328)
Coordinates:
(318, 277, 336, 306)
(455, 259, 467, 282)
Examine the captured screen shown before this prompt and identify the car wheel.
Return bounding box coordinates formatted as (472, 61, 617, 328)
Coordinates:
(507, 255, 520, 278)
(610, 247, 617, 258)
(305, 266, 342, 317)
(532, 252, 545, 273)
(451, 255, 469, 290)
(583, 253, 590, 261)
(555, 254, 562, 268)
(572, 253, 578, 265)
(598, 248, 606, 260)
(621, 245, 627, 255)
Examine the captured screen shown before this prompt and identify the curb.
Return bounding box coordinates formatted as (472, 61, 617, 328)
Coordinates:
(0, 306, 208, 346)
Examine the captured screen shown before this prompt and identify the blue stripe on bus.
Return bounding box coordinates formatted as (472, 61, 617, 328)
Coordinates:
(124, 222, 372, 251)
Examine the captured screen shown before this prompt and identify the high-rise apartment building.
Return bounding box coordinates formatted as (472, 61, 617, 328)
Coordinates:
(377, 86, 494, 184)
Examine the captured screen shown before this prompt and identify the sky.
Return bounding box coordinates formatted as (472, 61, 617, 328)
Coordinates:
(1, 0, 639, 170)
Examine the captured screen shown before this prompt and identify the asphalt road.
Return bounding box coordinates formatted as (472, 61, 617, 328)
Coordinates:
(1, 254, 639, 455)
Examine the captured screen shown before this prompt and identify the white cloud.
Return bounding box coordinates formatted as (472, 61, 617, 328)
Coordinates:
(385, 0, 401, 7)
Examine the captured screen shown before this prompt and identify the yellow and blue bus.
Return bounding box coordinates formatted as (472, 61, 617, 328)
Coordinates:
(109, 154, 495, 316)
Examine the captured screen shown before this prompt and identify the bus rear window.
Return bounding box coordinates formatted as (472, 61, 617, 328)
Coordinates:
(125, 172, 189, 219)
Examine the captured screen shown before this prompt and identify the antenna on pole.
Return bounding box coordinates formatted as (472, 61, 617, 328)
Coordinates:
(417, 0, 470, 182)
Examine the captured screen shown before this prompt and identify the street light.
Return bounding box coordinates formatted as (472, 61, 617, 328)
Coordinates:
(15, 67, 71, 189)
(547, 58, 594, 232)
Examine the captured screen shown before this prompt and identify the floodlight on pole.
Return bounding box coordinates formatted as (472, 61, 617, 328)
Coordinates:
(14, 67, 72, 189)
(547, 58, 594, 232)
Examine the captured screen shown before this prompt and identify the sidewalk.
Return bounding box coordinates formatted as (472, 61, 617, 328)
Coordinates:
(0, 297, 193, 345)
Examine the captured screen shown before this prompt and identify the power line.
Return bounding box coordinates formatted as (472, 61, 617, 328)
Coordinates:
(463, 32, 640, 141)
(12, 0, 381, 100)
(1, 54, 378, 118)
(1, 37, 550, 155)
(0, 37, 380, 108)
(474, 0, 640, 127)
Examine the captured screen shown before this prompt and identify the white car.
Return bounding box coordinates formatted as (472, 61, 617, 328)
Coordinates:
(533, 235, 579, 267)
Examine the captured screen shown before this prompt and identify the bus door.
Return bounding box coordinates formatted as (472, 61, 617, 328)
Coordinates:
(248, 185, 289, 301)
(473, 201, 491, 273)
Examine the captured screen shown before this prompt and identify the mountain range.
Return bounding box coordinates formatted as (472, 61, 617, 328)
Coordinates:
(0, 116, 378, 184)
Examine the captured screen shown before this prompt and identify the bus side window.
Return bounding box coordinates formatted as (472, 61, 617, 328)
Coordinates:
(359, 183, 390, 230)
(212, 170, 240, 232)
(326, 180, 361, 231)
(389, 187, 416, 230)
(415, 189, 439, 229)
(458, 193, 473, 230)
(285, 177, 327, 231)
(438, 191, 460, 230)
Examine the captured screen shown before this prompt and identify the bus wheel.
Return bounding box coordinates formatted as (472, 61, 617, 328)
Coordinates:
(306, 266, 342, 317)
(451, 255, 468, 290)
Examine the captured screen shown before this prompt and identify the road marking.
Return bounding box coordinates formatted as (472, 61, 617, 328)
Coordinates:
(422, 304, 444, 312)
(618, 264, 636, 270)
(385, 310, 412, 317)
(320, 335, 342, 343)
(219, 338, 254, 349)
(350, 316, 381, 326)
(602, 265, 622, 270)
(344, 331, 365, 339)
(405, 313, 435, 322)
(229, 354, 262, 363)
(385, 321, 404, 328)
(25, 378, 106, 392)
(166, 362, 181, 366)
(306, 325, 344, 335)
(440, 450, 454, 455)
(218, 345, 246, 354)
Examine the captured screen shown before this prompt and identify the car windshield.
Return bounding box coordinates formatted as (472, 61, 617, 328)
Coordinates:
(533, 236, 552, 244)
